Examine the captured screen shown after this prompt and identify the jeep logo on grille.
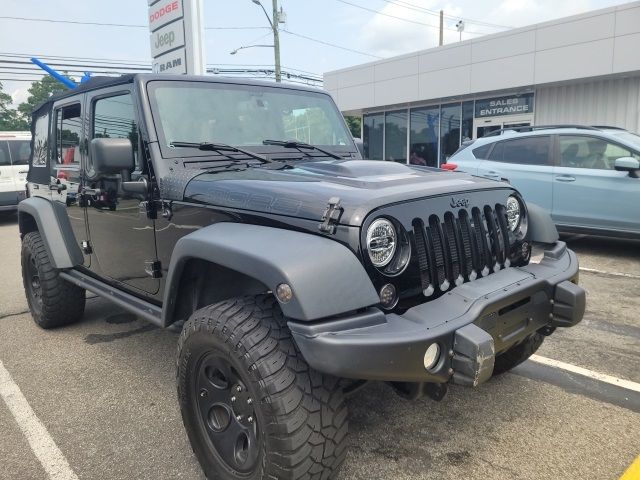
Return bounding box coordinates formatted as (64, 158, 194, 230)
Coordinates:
(450, 196, 470, 208)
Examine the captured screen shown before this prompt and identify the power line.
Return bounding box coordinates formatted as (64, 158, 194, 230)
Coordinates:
(280, 29, 382, 59)
(334, 0, 491, 35)
(376, 0, 513, 29)
(0, 16, 269, 30)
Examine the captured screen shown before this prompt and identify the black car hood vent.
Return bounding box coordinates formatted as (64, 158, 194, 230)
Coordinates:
(297, 160, 423, 178)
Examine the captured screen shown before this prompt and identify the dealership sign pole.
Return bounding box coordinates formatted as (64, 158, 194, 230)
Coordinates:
(148, 0, 205, 75)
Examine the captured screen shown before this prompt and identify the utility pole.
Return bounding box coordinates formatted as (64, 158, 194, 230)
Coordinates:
(272, 0, 281, 82)
(439, 10, 444, 46)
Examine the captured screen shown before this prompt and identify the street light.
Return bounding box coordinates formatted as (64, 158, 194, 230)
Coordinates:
(230, 44, 274, 55)
(250, 0, 282, 82)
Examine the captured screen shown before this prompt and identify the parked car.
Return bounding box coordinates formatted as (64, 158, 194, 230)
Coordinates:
(0, 131, 31, 213)
(449, 125, 640, 239)
(19, 75, 585, 480)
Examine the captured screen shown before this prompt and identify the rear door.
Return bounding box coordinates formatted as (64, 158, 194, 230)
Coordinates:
(0, 140, 18, 208)
(476, 135, 553, 211)
(553, 135, 640, 233)
(7, 138, 31, 194)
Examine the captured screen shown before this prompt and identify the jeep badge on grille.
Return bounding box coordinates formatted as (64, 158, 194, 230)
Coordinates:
(450, 196, 470, 208)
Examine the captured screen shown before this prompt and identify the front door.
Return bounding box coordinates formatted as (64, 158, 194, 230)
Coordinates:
(50, 98, 90, 266)
(474, 115, 532, 139)
(553, 135, 640, 233)
(84, 87, 159, 295)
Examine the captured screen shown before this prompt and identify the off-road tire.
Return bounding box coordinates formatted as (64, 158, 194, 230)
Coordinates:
(21, 231, 85, 329)
(493, 332, 544, 375)
(177, 295, 348, 480)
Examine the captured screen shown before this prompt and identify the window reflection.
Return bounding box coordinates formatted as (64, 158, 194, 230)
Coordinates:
(410, 107, 439, 167)
(385, 110, 407, 163)
(363, 113, 383, 160)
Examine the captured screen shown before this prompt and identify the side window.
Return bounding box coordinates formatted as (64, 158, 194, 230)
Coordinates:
(0, 141, 9, 166)
(559, 136, 639, 170)
(488, 141, 504, 161)
(53, 104, 82, 179)
(32, 112, 49, 167)
(472, 143, 492, 159)
(502, 136, 550, 165)
(93, 93, 139, 168)
(8, 141, 31, 165)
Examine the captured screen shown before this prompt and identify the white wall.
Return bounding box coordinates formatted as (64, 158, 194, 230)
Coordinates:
(536, 76, 640, 134)
(325, 1, 640, 114)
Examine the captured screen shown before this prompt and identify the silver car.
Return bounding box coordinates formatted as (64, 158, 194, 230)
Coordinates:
(449, 125, 640, 239)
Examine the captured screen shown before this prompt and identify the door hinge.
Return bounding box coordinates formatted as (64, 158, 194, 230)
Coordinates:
(81, 240, 92, 254)
(144, 260, 162, 279)
(318, 197, 343, 235)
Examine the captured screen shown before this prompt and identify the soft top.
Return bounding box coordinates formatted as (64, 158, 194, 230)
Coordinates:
(32, 74, 136, 116)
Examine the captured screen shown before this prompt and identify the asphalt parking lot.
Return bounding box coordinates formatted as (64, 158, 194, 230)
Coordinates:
(0, 212, 638, 480)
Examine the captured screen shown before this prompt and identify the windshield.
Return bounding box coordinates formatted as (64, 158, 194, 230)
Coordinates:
(148, 81, 352, 156)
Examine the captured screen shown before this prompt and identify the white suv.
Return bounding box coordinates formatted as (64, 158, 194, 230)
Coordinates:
(0, 131, 31, 213)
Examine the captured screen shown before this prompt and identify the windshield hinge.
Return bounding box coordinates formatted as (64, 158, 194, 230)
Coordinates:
(319, 197, 343, 235)
(145, 260, 162, 279)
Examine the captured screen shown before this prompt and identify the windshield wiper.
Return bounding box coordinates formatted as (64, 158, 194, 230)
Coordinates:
(170, 141, 272, 163)
(262, 139, 342, 160)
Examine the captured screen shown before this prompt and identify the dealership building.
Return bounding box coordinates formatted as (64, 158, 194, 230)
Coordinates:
(324, 1, 640, 167)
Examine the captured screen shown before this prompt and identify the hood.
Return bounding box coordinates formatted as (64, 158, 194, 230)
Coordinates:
(183, 159, 509, 226)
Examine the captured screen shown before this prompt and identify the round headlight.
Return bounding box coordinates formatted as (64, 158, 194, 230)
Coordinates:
(366, 218, 397, 267)
(506, 196, 521, 231)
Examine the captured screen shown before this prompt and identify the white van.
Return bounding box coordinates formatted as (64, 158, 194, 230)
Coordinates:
(0, 131, 31, 213)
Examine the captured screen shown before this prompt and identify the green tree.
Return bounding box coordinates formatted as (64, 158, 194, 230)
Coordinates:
(344, 115, 361, 138)
(0, 82, 28, 130)
(17, 75, 70, 124)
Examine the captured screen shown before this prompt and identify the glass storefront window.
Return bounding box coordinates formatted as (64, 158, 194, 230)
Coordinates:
(461, 101, 474, 143)
(385, 110, 407, 163)
(363, 113, 384, 160)
(409, 107, 439, 167)
(440, 103, 461, 164)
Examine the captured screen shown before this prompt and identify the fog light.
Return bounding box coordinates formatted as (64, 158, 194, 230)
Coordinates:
(275, 283, 293, 303)
(423, 343, 441, 371)
(379, 283, 397, 309)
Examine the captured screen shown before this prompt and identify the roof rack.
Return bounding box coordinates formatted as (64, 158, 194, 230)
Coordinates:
(591, 125, 626, 130)
(482, 124, 600, 137)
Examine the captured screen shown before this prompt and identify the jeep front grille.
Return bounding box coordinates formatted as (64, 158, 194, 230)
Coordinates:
(412, 205, 511, 297)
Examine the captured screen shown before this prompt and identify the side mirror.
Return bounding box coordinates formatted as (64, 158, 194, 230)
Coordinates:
(614, 157, 640, 177)
(90, 138, 134, 175)
(353, 137, 364, 158)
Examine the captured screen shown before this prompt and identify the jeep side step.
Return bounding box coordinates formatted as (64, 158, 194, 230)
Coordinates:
(59, 269, 163, 326)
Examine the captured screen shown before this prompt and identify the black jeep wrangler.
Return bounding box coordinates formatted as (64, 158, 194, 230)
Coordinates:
(19, 74, 585, 479)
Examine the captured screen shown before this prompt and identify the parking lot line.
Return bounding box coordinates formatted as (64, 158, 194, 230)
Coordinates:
(0, 359, 79, 480)
(579, 267, 640, 280)
(529, 354, 640, 393)
(619, 454, 640, 480)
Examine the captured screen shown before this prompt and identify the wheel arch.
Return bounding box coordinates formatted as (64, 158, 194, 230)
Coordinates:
(526, 202, 559, 244)
(162, 223, 379, 326)
(18, 197, 83, 269)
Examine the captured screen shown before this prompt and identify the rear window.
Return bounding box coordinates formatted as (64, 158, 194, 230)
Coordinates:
(8, 140, 31, 165)
(472, 143, 492, 159)
(0, 142, 8, 166)
(487, 136, 550, 165)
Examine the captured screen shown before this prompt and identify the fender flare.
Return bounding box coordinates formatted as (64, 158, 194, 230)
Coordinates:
(526, 202, 559, 244)
(162, 223, 380, 323)
(18, 197, 83, 269)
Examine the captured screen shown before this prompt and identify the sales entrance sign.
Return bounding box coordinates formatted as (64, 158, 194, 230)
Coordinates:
(148, 0, 205, 75)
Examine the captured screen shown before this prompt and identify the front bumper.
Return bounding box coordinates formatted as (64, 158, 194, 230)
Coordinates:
(289, 241, 585, 386)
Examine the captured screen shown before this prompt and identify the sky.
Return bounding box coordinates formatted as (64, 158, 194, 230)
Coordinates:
(0, 0, 633, 107)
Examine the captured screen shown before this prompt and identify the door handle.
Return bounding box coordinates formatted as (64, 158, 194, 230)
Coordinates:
(18, 170, 28, 174)
(49, 182, 67, 191)
(81, 187, 101, 196)
(555, 175, 575, 182)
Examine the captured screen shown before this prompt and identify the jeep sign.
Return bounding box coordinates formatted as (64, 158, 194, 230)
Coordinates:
(148, 0, 205, 75)
(150, 20, 185, 58)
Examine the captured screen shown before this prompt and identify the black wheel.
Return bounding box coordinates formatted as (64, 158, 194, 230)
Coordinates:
(492, 332, 544, 375)
(21, 231, 86, 329)
(177, 295, 348, 480)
